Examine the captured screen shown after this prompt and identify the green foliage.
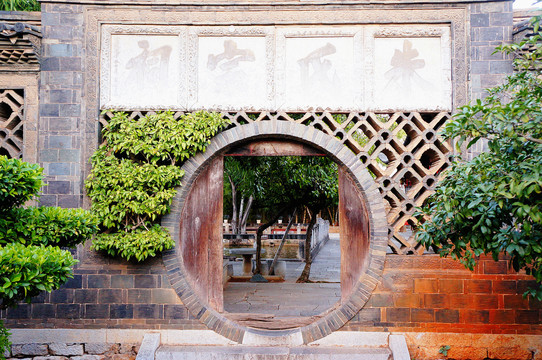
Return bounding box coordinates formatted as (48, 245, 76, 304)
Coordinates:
(0, 320, 10, 360)
(0, 207, 98, 248)
(0, 0, 40, 11)
(417, 16, 542, 300)
(91, 225, 174, 262)
(104, 111, 229, 164)
(0, 156, 42, 211)
(0, 156, 96, 311)
(0, 243, 77, 309)
(438, 345, 451, 357)
(86, 111, 230, 261)
(86, 148, 183, 230)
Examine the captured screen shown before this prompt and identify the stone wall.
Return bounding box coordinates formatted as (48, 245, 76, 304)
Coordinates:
(4, 341, 139, 360)
(3, 254, 541, 334)
(37, 2, 85, 208)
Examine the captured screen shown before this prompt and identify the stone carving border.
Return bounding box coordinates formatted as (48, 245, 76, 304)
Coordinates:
(186, 26, 275, 111)
(100, 25, 188, 110)
(275, 27, 364, 111)
(364, 25, 452, 112)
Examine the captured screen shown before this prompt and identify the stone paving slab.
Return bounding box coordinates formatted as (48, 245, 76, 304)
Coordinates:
(156, 346, 391, 360)
(224, 234, 342, 317)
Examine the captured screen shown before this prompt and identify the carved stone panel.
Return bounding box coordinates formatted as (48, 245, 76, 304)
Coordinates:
(188, 27, 274, 111)
(275, 27, 363, 111)
(99, 24, 452, 112)
(365, 26, 452, 112)
(100, 25, 187, 110)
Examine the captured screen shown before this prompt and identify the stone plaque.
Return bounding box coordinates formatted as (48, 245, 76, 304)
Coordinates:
(276, 28, 363, 111)
(365, 26, 452, 111)
(188, 27, 274, 111)
(101, 25, 186, 110)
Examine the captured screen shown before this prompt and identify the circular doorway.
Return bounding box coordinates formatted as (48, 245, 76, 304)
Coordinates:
(162, 121, 387, 345)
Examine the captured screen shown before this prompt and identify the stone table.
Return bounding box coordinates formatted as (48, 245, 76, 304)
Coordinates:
(229, 248, 265, 275)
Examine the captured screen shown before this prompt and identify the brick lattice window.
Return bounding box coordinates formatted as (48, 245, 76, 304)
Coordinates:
(101, 110, 452, 255)
(0, 88, 24, 158)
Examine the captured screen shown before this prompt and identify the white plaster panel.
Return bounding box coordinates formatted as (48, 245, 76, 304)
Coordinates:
(196, 36, 267, 109)
(365, 26, 452, 112)
(100, 25, 186, 110)
(275, 27, 363, 111)
(99, 24, 451, 112)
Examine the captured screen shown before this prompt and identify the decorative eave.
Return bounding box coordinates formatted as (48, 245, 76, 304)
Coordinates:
(0, 17, 41, 72)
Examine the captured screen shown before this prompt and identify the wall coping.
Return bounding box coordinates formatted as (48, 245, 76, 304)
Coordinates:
(39, 0, 509, 5)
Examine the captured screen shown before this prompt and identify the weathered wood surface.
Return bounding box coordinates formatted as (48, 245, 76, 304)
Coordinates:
(339, 166, 370, 302)
(225, 313, 323, 330)
(225, 140, 325, 157)
(179, 156, 224, 312)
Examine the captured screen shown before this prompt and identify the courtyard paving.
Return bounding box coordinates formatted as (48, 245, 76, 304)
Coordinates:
(223, 234, 341, 317)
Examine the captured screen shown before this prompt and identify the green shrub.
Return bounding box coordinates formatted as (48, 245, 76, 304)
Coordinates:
(91, 225, 174, 262)
(86, 111, 229, 261)
(0, 207, 98, 248)
(0, 243, 78, 309)
(105, 110, 229, 164)
(0, 320, 10, 360)
(0, 156, 42, 210)
(0, 0, 40, 11)
(86, 148, 184, 229)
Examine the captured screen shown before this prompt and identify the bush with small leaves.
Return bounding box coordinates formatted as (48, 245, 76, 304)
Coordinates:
(0, 243, 78, 309)
(0, 156, 42, 211)
(0, 206, 98, 248)
(0, 320, 10, 360)
(0, 156, 97, 311)
(91, 225, 174, 262)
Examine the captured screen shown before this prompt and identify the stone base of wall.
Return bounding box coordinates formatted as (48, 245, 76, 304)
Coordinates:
(402, 332, 542, 360)
(4, 342, 138, 360)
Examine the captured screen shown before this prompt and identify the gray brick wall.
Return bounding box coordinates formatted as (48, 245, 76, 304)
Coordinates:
(469, 1, 514, 101)
(39, 3, 84, 208)
(467, 0, 514, 160)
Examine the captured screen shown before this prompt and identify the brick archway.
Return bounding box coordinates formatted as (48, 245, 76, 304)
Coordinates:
(162, 120, 387, 345)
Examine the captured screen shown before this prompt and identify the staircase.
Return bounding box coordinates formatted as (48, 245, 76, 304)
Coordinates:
(135, 331, 410, 360)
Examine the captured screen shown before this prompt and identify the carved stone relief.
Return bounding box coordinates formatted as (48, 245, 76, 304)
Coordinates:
(101, 25, 187, 110)
(275, 27, 363, 111)
(365, 26, 452, 112)
(100, 24, 452, 112)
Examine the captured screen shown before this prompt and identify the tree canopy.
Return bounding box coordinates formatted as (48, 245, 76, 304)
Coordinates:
(416, 17, 542, 300)
(224, 155, 338, 280)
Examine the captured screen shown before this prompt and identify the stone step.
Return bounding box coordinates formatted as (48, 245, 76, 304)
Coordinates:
(155, 345, 392, 360)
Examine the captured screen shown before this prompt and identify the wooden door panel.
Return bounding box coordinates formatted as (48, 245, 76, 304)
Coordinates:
(339, 166, 370, 301)
(179, 156, 224, 312)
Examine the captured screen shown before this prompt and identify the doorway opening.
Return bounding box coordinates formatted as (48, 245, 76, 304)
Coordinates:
(162, 121, 388, 343)
(222, 152, 340, 329)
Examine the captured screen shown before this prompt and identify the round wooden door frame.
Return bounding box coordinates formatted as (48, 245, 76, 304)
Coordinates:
(162, 121, 388, 345)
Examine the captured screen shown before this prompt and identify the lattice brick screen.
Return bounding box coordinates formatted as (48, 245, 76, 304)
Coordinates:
(0, 89, 24, 159)
(100, 111, 452, 255)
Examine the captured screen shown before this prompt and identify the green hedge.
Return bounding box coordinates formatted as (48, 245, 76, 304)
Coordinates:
(91, 225, 174, 262)
(86, 111, 230, 261)
(0, 243, 77, 309)
(0, 207, 98, 248)
(0, 156, 42, 210)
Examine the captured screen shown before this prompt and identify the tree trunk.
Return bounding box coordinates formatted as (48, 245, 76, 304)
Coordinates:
(237, 197, 245, 239)
(254, 207, 288, 276)
(240, 195, 253, 234)
(269, 208, 297, 275)
(296, 208, 319, 283)
(228, 176, 238, 236)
